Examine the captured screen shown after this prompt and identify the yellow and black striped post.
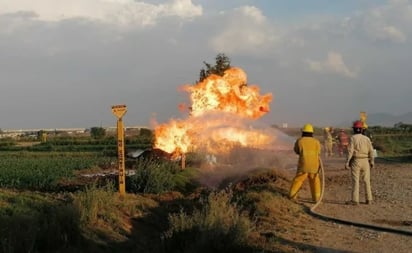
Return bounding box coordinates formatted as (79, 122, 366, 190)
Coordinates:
(111, 104, 127, 196)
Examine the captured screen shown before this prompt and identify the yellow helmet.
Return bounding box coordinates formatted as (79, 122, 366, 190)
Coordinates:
(302, 123, 314, 133)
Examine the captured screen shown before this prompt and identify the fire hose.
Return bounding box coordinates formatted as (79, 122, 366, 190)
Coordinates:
(308, 158, 412, 236)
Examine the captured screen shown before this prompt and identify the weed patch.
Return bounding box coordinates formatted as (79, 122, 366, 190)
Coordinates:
(162, 189, 255, 253)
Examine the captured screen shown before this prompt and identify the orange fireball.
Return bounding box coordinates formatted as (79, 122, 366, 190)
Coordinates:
(154, 67, 273, 156)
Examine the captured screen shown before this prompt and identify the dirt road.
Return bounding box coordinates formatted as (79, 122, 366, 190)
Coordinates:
(278, 156, 412, 253)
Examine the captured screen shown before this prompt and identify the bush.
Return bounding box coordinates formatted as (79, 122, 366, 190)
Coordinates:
(162, 189, 254, 253)
(127, 158, 181, 194)
(73, 183, 120, 227)
(0, 138, 16, 147)
(0, 192, 81, 253)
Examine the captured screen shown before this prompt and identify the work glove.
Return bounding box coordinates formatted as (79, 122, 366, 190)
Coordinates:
(369, 162, 374, 169)
(345, 163, 350, 170)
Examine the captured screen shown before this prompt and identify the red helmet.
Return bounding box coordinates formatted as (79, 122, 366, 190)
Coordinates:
(353, 120, 363, 128)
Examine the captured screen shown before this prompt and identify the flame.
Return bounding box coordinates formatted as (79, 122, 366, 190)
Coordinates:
(154, 67, 273, 155)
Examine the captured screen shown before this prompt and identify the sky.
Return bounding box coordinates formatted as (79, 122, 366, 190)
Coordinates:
(1, 0, 411, 129)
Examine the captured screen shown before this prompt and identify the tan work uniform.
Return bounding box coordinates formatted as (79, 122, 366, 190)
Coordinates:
(345, 133, 374, 203)
(289, 136, 321, 202)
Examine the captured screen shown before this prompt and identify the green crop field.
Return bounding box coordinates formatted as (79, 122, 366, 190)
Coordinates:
(0, 152, 115, 190)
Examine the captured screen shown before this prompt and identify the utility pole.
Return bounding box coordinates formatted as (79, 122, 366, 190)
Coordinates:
(111, 104, 127, 196)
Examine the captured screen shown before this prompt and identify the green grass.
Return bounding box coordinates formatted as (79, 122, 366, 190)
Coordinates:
(0, 190, 81, 253)
(162, 189, 255, 253)
(127, 158, 199, 194)
(0, 185, 159, 252)
(373, 135, 412, 156)
(0, 166, 315, 253)
(0, 152, 115, 190)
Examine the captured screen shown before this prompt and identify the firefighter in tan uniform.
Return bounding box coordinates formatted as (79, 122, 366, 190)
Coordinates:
(345, 120, 375, 205)
(289, 123, 321, 202)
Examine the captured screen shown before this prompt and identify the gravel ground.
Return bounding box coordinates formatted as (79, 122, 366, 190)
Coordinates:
(278, 156, 412, 253)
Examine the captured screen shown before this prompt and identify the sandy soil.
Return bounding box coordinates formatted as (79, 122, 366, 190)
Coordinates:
(277, 155, 412, 253)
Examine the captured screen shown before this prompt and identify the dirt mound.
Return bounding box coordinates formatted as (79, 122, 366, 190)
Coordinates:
(229, 169, 278, 191)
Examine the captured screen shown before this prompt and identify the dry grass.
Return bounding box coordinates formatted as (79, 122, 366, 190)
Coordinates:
(162, 189, 255, 253)
(15, 141, 41, 147)
(0, 167, 312, 253)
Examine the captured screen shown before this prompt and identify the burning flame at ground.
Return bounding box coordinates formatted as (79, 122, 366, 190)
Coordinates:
(154, 67, 273, 155)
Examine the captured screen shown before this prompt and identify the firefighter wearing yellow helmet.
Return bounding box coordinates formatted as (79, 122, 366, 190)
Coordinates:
(289, 123, 322, 202)
(361, 122, 373, 142)
(323, 126, 334, 157)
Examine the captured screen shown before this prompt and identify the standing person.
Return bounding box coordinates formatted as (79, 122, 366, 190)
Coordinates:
(323, 127, 334, 157)
(345, 120, 375, 205)
(337, 129, 349, 157)
(289, 123, 322, 203)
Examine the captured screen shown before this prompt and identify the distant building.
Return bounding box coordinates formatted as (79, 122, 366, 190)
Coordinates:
(0, 128, 87, 139)
(0, 126, 151, 139)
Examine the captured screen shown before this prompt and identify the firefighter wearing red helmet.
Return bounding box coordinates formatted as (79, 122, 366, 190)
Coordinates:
(353, 120, 363, 128)
(289, 123, 322, 203)
(345, 120, 374, 205)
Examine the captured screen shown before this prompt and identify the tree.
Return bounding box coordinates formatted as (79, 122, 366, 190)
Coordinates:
(394, 122, 404, 129)
(37, 130, 48, 142)
(139, 128, 153, 138)
(198, 53, 231, 82)
(138, 128, 154, 146)
(90, 127, 106, 139)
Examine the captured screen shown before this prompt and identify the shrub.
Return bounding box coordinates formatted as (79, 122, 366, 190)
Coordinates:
(0, 138, 16, 147)
(127, 158, 181, 194)
(162, 189, 254, 253)
(90, 127, 106, 139)
(0, 192, 81, 253)
(73, 183, 120, 227)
